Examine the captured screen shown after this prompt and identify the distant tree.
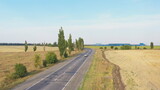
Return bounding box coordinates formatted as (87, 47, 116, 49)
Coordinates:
(104, 47, 107, 50)
(53, 42, 57, 47)
(143, 47, 147, 49)
(68, 34, 73, 54)
(115, 47, 118, 50)
(121, 45, 131, 50)
(33, 44, 37, 52)
(135, 46, 137, 49)
(111, 46, 114, 49)
(99, 47, 103, 49)
(24, 40, 28, 52)
(58, 27, 66, 57)
(150, 42, 154, 49)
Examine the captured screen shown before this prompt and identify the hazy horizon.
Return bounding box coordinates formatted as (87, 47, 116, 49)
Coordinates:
(0, 0, 160, 45)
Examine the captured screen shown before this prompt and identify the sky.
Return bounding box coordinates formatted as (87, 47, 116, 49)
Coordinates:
(0, 0, 160, 45)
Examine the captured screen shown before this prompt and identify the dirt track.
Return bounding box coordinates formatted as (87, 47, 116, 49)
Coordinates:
(102, 50, 125, 90)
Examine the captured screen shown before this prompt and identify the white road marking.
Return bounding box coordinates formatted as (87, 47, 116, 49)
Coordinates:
(25, 55, 81, 90)
(62, 50, 92, 90)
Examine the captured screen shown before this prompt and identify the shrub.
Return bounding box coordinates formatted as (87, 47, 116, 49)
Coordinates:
(42, 60, 47, 67)
(14, 64, 27, 78)
(34, 54, 41, 68)
(99, 47, 103, 49)
(121, 45, 131, 50)
(46, 52, 58, 64)
(115, 47, 118, 50)
(64, 51, 68, 58)
(143, 47, 147, 49)
(104, 47, 107, 50)
(111, 46, 114, 49)
(33, 45, 37, 52)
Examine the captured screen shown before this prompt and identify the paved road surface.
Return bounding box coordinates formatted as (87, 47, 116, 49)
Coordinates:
(13, 48, 94, 90)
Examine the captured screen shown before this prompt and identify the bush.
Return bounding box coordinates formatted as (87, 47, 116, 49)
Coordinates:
(121, 45, 131, 50)
(143, 47, 147, 49)
(43, 60, 47, 67)
(46, 52, 58, 64)
(115, 47, 118, 50)
(104, 47, 107, 50)
(99, 47, 103, 49)
(33, 45, 37, 52)
(64, 51, 68, 58)
(14, 64, 27, 78)
(34, 54, 41, 68)
(111, 46, 114, 49)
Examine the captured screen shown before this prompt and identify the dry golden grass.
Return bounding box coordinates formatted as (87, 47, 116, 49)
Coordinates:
(0, 46, 58, 52)
(0, 46, 79, 89)
(105, 50, 160, 90)
(79, 49, 114, 90)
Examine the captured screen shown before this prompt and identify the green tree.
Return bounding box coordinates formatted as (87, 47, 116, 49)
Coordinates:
(68, 34, 73, 54)
(150, 42, 154, 49)
(34, 54, 41, 68)
(111, 46, 114, 49)
(75, 39, 79, 50)
(53, 42, 57, 47)
(58, 27, 66, 57)
(78, 37, 84, 50)
(24, 40, 28, 52)
(33, 44, 37, 52)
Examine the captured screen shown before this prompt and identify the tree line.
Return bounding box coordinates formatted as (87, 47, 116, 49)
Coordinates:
(8, 27, 85, 81)
(58, 27, 84, 58)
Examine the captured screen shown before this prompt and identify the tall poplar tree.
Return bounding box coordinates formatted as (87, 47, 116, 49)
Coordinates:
(150, 42, 154, 49)
(68, 34, 73, 54)
(24, 40, 28, 52)
(58, 27, 66, 57)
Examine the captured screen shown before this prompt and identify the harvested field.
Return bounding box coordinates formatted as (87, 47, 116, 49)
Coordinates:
(0, 46, 79, 89)
(105, 50, 160, 90)
(0, 46, 58, 52)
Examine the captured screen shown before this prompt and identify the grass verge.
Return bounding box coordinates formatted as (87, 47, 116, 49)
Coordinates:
(79, 49, 114, 90)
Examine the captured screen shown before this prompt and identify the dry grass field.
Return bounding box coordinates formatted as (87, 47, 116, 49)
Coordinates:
(0, 46, 58, 52)
(0, 46, 78, 89)
(105, 50, 160, 90)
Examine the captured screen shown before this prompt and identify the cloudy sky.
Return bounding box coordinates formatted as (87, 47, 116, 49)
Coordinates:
(0, 0, 160, 45)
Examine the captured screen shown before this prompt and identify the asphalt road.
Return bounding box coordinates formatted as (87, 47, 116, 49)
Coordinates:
(13, 48, 94, 90)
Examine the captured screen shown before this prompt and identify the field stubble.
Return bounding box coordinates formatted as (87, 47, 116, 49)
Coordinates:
(105, 50, 160, 90)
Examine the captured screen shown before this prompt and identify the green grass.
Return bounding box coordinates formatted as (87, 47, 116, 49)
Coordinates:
(79, 50, 114, 90)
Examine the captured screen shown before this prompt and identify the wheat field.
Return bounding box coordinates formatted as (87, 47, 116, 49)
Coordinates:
(105, 50, 160, 90)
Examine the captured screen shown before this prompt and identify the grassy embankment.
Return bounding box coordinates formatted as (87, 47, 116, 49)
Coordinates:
(0, 46, 80, 90)
(79, 49, 115, 90)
